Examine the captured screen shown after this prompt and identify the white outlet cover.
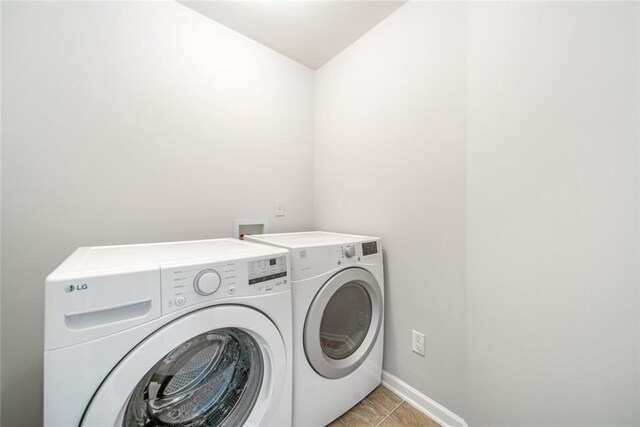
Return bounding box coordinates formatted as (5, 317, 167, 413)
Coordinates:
(412, 329, 426, 357)
(275, 200, 285, 217)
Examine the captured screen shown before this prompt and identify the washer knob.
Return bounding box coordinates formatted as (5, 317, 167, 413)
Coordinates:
(344, 245, 356, 258)
(194, 270, 221, 296)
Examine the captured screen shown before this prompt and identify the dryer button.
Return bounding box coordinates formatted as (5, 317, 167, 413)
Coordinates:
(344, 245, 356, 258)
(175, 296, 186, 306)
(228, 286, 236, 295)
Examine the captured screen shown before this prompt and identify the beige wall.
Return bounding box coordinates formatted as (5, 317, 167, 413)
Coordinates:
(1, 2, 314, 425)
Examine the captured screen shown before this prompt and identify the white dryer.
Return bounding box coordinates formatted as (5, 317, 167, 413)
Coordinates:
(245, 232, 384, 426)
(44, 238, 292, 427)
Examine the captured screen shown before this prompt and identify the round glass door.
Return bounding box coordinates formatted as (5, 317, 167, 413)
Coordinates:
(305, 268, 383, 379)
(320, 283, 372, 360)
(82, 306, 287, 427)
(123, 327, 263, 427)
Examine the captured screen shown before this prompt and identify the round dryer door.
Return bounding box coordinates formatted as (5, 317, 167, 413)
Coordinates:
(304, 267, 383, 379)
(82, 306, 286, 427)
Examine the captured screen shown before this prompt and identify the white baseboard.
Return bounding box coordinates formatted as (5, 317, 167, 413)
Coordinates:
(381, 370, 468, 427)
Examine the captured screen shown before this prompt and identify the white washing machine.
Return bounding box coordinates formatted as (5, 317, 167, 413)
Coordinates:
(245, 232, 384, 426)
(44, 238, 292, 427)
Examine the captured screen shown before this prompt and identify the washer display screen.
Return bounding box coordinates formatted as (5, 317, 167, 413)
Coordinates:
(248, 256, 287, 285)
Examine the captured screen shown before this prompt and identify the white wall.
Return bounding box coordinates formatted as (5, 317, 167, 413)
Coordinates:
(0, 1, 3, 421)
(3, 1, 638, 426)
(316, 1, 639, 425)
(466, 3, 639, 426)
(1, 2, 314, 425)
(314, 2, 468, 414)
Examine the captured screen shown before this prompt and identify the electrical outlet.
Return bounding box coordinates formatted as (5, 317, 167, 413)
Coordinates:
(275, 200, 285, 217)
(412, 329, 425, 356)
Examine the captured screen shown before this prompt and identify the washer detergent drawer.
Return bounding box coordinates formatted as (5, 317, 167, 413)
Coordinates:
(45, 268, 161, 350)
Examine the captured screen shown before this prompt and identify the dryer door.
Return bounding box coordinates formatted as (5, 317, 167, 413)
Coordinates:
(82, 306, 286, 427)
(304, 267, 383, 379)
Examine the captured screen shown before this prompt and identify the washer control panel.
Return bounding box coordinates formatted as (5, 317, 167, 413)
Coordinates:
(161, 255, 290, 315)
(248, 256, 287, 285)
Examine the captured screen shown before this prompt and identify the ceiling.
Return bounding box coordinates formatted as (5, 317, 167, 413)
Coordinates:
(178, 1, 407, 69)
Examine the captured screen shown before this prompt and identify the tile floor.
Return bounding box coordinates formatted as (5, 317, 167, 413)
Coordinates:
(326, 385, 441, 427)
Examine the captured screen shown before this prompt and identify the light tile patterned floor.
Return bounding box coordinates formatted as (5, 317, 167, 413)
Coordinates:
(326, 385, 441, 427)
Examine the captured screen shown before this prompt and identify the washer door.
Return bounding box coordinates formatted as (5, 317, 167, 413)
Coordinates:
(82, 306, 286, 427)
(304, 268, 383, 379)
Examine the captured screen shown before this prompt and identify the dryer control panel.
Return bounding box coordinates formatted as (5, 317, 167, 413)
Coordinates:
(336, 241, 378, 262)
(161, 255, 290, 315)
(284, 239, 382, 281)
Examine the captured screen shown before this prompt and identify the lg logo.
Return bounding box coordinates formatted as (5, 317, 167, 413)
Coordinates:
(65, 284, 88, 293)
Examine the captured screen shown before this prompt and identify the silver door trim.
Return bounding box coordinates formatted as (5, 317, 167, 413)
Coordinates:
(304, 267, 383, 379)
